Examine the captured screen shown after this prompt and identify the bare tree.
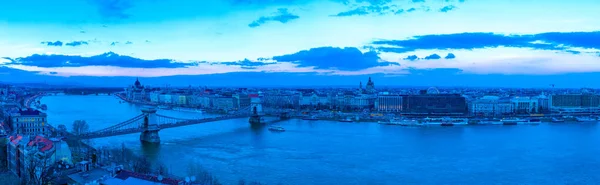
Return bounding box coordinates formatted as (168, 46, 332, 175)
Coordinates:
(187, 163, 222, 185)
(24, 152, 52, 185)
(132, 157, 152, 174)
(57, 124, 67, 133)
(72, 120, 89, 136)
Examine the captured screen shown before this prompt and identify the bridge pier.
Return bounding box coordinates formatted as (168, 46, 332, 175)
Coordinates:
(279, 112, 290, 120)
(249, 106, 264, 126)
(140, 108, 161, 144)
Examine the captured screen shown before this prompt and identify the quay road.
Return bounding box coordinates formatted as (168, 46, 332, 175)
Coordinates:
(23, 92, 45, 108)
(114, 92, 158, 106)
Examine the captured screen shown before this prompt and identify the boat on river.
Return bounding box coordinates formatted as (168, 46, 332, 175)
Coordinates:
(302, 115, 319, 121)
(157, 105, 172, 110)
(423, 117, 468, 126)
(551, 117, 565, 123)
(379, 118, 423, 126)
(268, 126, 285, 132)
(339, 117, 354, 122)
(575, 117, 597, 123)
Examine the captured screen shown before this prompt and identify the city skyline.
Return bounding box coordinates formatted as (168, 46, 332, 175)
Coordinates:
(1, 0, 600, 87)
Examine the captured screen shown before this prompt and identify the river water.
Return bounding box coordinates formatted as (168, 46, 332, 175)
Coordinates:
(41, 95, 600, 185)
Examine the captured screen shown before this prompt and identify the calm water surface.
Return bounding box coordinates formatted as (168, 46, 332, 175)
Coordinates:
(42, 95, 600, 185)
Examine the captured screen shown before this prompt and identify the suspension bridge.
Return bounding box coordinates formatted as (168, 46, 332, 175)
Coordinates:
(73, 106, 292, 143)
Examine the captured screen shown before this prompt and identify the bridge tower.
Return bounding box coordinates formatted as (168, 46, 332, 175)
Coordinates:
(140, 108, 161, 144)
(249, 106, 264, 126)
(249, 94, 263, 114)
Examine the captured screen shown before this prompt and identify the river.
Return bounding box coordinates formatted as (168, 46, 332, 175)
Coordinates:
(41, 95, 600, 185)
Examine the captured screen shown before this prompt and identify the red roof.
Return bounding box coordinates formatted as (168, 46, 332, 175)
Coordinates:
(9, 135, 23, 145)
(27, 136, 54, 152)
(115, 170, 181, 185)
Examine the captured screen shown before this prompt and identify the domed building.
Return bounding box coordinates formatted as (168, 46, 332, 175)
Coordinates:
(126, 78, 148, 101)
(427, 87, 440, 94)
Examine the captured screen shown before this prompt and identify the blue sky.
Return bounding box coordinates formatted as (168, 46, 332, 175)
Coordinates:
(1, 0, 600, 87)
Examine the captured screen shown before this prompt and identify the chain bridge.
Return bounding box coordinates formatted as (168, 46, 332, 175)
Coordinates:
(74, 106, 292, 143)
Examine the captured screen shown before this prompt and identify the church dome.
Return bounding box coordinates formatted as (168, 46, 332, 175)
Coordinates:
(134, 78, 141, 87)
(427, 87, 440, 94)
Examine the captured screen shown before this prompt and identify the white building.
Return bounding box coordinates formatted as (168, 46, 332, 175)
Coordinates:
(511, 97, 538, 113)
(471, 96, 514, 116)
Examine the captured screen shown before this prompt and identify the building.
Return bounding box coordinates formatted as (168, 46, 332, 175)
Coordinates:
(300, 93, 330, 109)
(125, 78, 148, 101)
(10, 109, 49, 136)
(363, 77, 376, 94)
(377, 95, 403, 112)
(402, 94, 467, 115)
(233, 93, 251, 109)
(102, 170, 183, 185)
(549, 94, 600, 113)
(7, 135, 56, 179)
(511, 97, 538, 114)
(263, 93, 297, 109)
(212, 96, 235, 110)
(470, 96, 514, 116)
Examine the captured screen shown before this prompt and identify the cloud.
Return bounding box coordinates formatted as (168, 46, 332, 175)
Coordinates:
(440, 5, 456, 12)
(406, 8, 416, 12)
(423, 54, 441, 60)
(272, 47, 397, 71)
(111, 42, 119, 46)
(90, 0, 134, 20)
(412, 0, 425, 2)
(333, 5, 393, 17)
(3, 52, 195, 68)
(372, 31, 600, 55)
(404, 55, 418, 61)
(218, 59, 275, 69)
(41, 41, 63, 47)
(333, 7, 370, 17)
(445, 53, 456, 59)
(125, 41, 133, 44)
(248, 8, 299, 28)
(65, 41, 89, 47)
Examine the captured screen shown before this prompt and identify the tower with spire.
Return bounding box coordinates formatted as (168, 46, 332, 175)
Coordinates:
(366, 77, 375, 94)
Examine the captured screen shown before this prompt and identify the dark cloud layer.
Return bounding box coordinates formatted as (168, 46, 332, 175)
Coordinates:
(403, 53, 456, 60)
(65, 41, 89, 47)
(373, 31, 600, 54)
(272, 47, 397, 70)
(248, 8, 299, 27)
(219, 59, 274, 69)
(3, 52, 194, 68)
(41, 41, 63, 46)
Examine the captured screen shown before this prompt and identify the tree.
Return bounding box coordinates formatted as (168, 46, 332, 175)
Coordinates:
(56, 124, 67, 136)
(187, 163, 222, 185)
(131, 157, 152, 174)
(72, 120, 89, 136)
(24, 151, 52, 185)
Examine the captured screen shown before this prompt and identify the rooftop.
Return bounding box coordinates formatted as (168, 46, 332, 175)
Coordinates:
(27, 135, 54, 152)
(113, 170, 181, 185)
(67, 168, 111, 185)
(17, 108, 45, 116)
